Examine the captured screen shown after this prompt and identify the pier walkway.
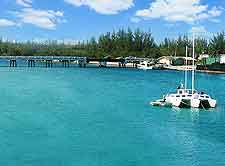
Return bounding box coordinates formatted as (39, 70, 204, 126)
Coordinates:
(0, 56, 87, 68)
(0, 56, 150, 68)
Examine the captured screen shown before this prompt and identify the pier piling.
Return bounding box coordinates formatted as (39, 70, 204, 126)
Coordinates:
(62, 60, 70, 68)
(2, 56, 146, 69)
(78, 59, 87, 68)
(10, 60, 17, 67)
(46, 60, 53, 68)
(28, 60, 35, 67)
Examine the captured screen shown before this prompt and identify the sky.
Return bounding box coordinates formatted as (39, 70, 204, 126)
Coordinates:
(0, 0, 224, 43)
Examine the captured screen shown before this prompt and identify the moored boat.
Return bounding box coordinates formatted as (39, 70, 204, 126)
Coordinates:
(151, 34, 217, 109)
(137, 61, 153, 70)
(164, 85, 216, 108)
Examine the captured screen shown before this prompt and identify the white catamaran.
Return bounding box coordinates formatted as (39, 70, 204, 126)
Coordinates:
(151, 34, 217, 109)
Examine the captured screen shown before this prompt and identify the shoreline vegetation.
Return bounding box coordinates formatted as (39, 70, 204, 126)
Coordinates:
(0, 28, 225, 58)
(0, 28, 225, 73)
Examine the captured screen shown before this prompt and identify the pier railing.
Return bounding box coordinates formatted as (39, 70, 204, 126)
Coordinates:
(0, 56, 151, 68)
(0, 56, 86, 61)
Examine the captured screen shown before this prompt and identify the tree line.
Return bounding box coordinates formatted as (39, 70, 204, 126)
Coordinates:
(0, 28, 225, 59)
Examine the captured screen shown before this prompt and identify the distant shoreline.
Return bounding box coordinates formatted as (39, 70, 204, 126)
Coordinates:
(0, 59, 224, 74)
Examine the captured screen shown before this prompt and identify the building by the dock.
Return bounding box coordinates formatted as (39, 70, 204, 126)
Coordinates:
(158, 56, 196, 66)
(220, 54, 225, 64)
(198, 54, 225, 65)
(197, 54, 225, 72)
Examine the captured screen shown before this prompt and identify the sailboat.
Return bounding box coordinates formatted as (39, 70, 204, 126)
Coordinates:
(151, 34, 217, 109)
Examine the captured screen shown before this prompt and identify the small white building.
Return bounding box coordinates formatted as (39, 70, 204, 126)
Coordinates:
(158, 56, 173, 65)
(157, 56, 196, 66)
(220, 54, 225, 64)
(198, 54, 209, 60)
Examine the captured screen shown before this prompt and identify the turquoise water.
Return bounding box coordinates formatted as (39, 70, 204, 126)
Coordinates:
(0, 67, 224, 166)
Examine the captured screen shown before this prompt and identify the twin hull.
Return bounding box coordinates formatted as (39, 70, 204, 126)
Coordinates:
(165, 96, 216, 108)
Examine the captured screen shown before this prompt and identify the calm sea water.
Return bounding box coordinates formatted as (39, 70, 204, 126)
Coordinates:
(0, 67, 224, 166)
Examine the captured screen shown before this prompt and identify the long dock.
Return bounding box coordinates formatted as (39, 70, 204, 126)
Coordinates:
(0, 56, 87, 67)
(0, 56, 149, 68)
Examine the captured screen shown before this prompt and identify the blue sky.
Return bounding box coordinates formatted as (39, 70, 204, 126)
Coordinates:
(0, 0, 224, 43)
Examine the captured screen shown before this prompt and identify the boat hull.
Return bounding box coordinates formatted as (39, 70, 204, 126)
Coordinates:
(150, 100, 172, 107)
(199, 99, 216, 108)
(137, 66, 153, 70)
(165, 98, 216, 109)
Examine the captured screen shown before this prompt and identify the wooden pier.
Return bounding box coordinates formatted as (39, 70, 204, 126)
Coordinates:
(0, 56, 149, 68)
(0, 56, 87, 68)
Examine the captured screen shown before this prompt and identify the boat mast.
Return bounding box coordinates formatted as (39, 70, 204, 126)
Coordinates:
(185, 46, 188, 90)
(192, 34, 195, 94)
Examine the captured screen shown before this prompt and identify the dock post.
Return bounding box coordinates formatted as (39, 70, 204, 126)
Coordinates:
(121, 62, 125, 68)
(28, 60, 35, 67)
(45, 60, 53, 68)
(78, 60, 82, 68)
(62, 60, 70, 68)
(66, 60, 70, 68)
(32, 60, 35, 67)
(10, 60, 17, 67)
(83, 58, 87, 68)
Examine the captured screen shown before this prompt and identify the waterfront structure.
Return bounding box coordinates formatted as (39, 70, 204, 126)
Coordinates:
(199, 54, 225, 65)
(198, 54, 210, 60)
(0, 56, 87, 68)
(157, 56, 196, 66)
(172, 57, 196, 66)
(220, 54, 225, 64)
(0, 56, 146, 68)
(197, 54, 225, 73)
(158, 56, 173, 65)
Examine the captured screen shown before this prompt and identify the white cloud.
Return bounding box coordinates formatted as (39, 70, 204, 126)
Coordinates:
(16, 8, 64, 30)
(210, 19, 220, 23)
(130, 17, 141, 23)
(208, 6, 223, 17)
(0, 19, 17, 27)
(64, 0, 134, 14)
(16, 0, 32, 7)
(135, 0, 223, 24)
(190, 26, 207, 33)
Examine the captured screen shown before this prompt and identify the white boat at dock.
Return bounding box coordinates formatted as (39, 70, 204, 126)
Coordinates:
(137, 61, 153, 70)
